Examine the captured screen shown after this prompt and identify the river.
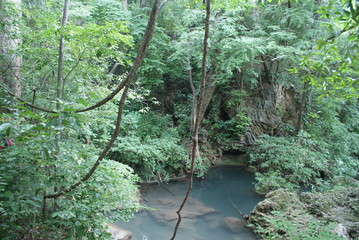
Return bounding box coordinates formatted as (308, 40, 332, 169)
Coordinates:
(116, 166, 264, 240)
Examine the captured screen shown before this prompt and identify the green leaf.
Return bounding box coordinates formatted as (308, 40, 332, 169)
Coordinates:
(0, 123, 12, 134)
(76, 98, 89, 107)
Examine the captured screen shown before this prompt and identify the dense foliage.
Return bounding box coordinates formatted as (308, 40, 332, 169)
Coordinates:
(0, 109, 140, 239)
(0, 0, 358, 239)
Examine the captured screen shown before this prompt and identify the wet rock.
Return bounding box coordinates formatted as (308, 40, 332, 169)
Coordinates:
(148, 196, 218, 231)
(251, 187, 267, 197)
(348, 222, 359, 240)
(106, 223, 132, 240)
(222, 217, 245, 233)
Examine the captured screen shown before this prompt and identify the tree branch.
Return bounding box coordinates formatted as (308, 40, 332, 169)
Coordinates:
(171, 0, 211, 239)
(0, 83, 57, 113)
(63, 47, 87, 86)
(44, 0, 162, 199)
(75, 0, 162, 113)
(3, 0, 164, 114)
(44, 82, 130, 199)
(325, 24, 355, 42)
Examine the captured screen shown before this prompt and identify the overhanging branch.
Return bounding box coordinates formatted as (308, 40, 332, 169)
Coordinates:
(171, 0, 211, 239)
(44, 0, 162, 199)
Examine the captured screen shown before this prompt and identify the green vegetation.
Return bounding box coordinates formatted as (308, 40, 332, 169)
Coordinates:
(248, 188, 356, 240)
(0, 109, 140, 239)
(0, 0, 358, 239)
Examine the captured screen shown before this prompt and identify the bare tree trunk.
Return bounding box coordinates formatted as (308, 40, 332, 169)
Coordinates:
(294, 81, 308, 135)
(198, 70, 216, 122)
(0, 0, 22, 99)
(187, 53, 201, 164)
(56, 0, 70, 110)
(122, 0, 128, 10)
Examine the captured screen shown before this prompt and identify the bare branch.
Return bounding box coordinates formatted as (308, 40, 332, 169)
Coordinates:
(171, 0, 211, 239)
(0, 83, 57, 113)
(75, 0, 161, 113)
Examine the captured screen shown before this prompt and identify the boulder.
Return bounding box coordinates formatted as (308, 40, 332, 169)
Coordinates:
(333, 224, 349, 239)
(106, 223, 132, 240)
(249, 188, 359, 240)
(148, 196, 218, 231)
(222, 217, 245, 233)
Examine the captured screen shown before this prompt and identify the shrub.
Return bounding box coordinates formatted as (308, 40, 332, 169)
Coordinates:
(0, 109, 140, 239)
(249, 134, 330, 192)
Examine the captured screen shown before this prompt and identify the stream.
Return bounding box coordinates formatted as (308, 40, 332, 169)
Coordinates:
(116, 166, 264, 240)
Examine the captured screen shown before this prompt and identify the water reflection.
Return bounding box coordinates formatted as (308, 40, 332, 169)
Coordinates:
(116, 166, 264, 240)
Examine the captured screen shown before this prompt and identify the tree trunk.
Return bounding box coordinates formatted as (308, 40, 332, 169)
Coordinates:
(294, 81, 308, 135)
(199, 70, 216, 122)
(122, 0, 128, 10)
(171, 0, 211, 239)
(0, 0, 22, 99)
(44, 0, 163, 200)
(56, 0, 70, 110)
(140, 0, 147, 8)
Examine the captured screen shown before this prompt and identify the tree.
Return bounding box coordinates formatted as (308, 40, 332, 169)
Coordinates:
(0, 0, 166, 238)
(301, 0, 359, 99)
(0, 0, 22, 101)
(171, 0, 211, 239)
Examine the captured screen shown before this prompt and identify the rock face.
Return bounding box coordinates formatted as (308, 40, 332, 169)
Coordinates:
(220, 81, 299, 146)
(246, 83, 298, 141)
(248, 188, 359, 240)
(106, 223, 132, 240)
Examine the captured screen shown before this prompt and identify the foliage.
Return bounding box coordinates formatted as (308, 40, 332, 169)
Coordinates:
(19, 0, 133, 108)
(249, 96, 359, 193)
(304, 97, 359, 179)
(1, 0, 358, 238)
(252, 211, 344, 240)
(209, 111, 251, 146)
(0, 109, 140, 239)
(109, 112, 187, 181)
(294, 0, 359, 99)
(249, 134, 330, 192)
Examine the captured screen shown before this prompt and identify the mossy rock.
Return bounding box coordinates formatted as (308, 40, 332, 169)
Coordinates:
(300, 188, 359, 239)
(248, 189, 307, 229)
(248, 188, 357, 239)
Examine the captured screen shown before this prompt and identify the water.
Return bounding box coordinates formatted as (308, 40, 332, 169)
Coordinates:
(116, 166, 264, 240)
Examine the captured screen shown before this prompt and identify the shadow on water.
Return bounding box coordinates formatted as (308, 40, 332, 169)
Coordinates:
(116, 166, 264, 240)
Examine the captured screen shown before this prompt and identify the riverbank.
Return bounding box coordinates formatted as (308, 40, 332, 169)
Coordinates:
(248, 188, 359, 240)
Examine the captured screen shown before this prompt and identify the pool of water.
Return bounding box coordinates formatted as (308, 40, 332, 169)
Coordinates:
(116, 166, 264, 240)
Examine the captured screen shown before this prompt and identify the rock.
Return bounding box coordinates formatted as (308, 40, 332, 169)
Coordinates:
(148, 196, 218, 231)
(249, 188, 359, 240)
(348, 222, 359, 240)
(222, 217, 245, 233)
(106, 223, 132, 240)
(252, 187, 267, 196)
(300, 187, 359, 240)
(333, 224, 349, 239)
